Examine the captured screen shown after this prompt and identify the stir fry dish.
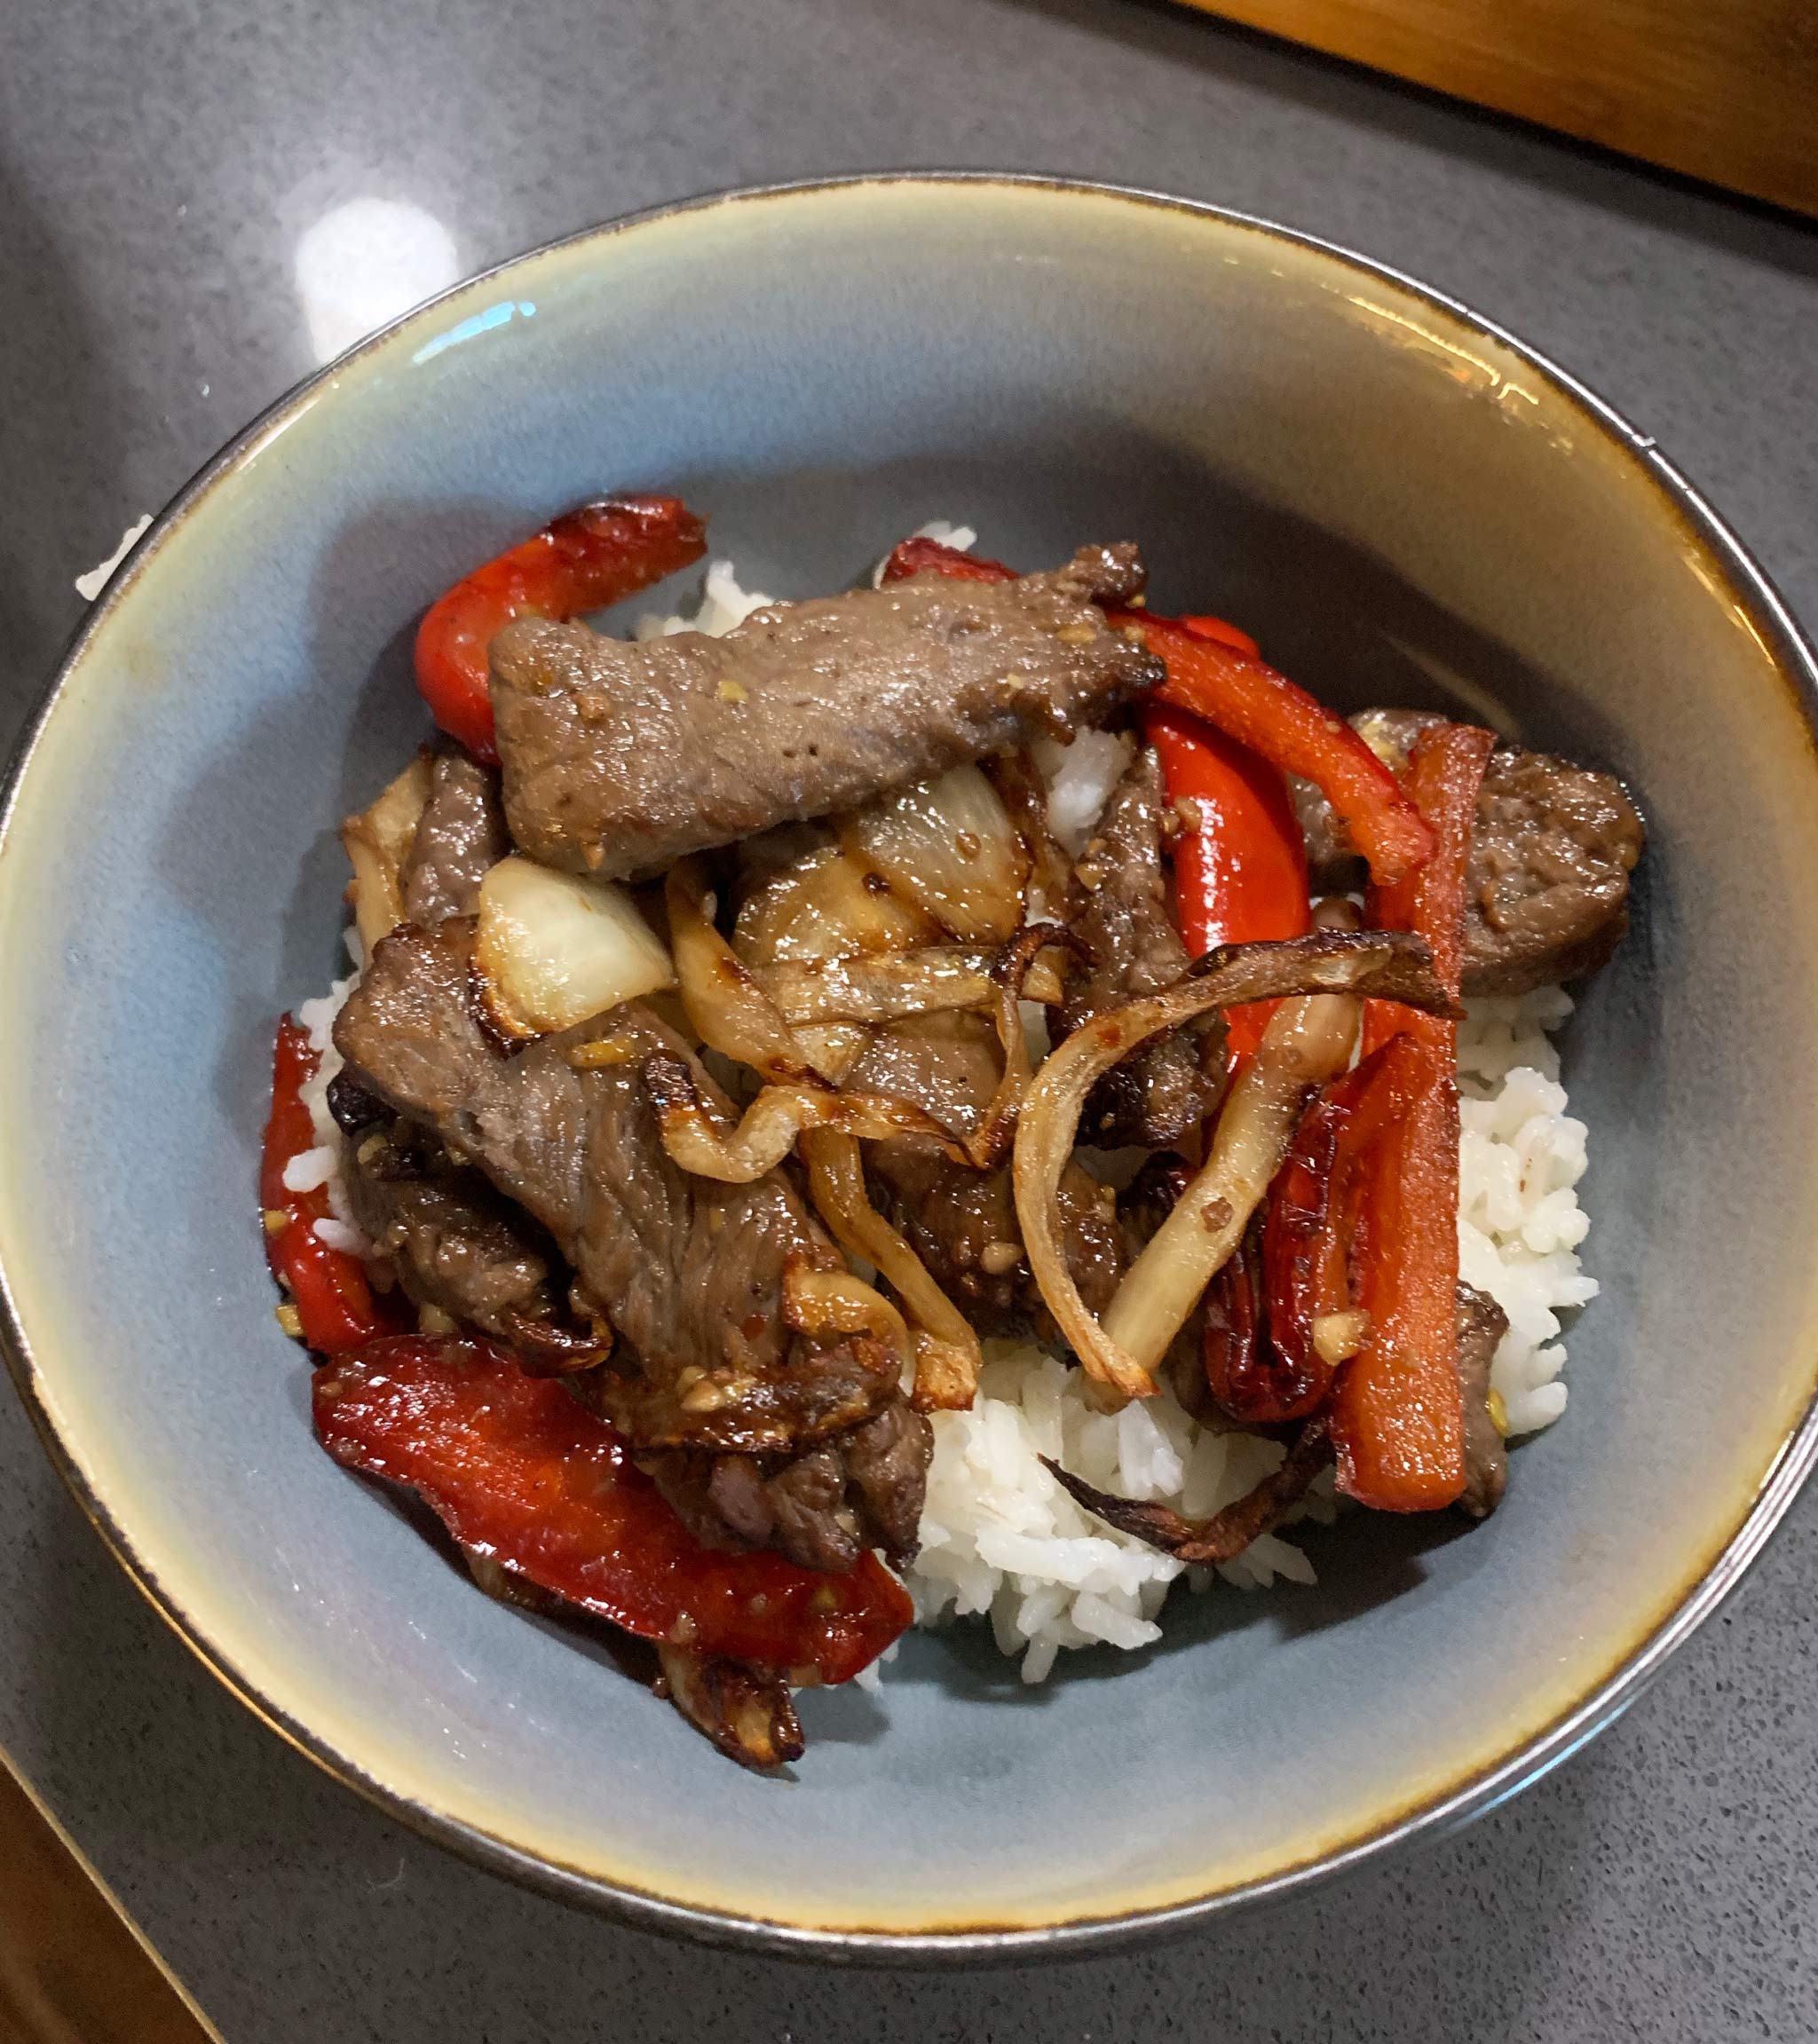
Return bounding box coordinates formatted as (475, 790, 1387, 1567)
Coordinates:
(265, 496, 1644, 1768)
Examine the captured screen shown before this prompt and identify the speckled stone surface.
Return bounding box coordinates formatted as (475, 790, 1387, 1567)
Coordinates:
(1, 2, 1814, 2038)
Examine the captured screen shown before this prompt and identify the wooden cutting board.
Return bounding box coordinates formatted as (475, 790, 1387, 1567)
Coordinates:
(0, 1752, 217, 2044)
(1179, 0, 1818, 217)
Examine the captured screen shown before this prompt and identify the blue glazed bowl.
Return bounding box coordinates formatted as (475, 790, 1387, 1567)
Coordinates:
(4, 176, 1818, 1957)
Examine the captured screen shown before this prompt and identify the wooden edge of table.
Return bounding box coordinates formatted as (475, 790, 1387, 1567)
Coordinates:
(1177, 0, 1818, 219)
(0, 1746, 220, 2044)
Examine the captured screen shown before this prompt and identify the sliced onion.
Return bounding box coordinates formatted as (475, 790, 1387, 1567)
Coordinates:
(1102, 985, 1361, 1380)
(1011, 932, 1455, 1401)
(667, 857, 826, 1081)
(734, 830, 934, 963)
(988, 749, 1079, 922)
(761, 941, 1067, 1028)
(474, 855, 674, 1039)
(780, 1251, 911, 1367)
(644, 1056, 988, 1181)
(341, 752, 432, 955)
(844, 764, 1030, 943)
(800, 1129, 982, 1412)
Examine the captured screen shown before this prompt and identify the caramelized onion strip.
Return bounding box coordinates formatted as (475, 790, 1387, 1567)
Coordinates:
(843, 763, 1031, 943)
(1011, 932, 1456, 1401)
(762, 943, 1066, 1027)
(665, 856, 826, 1082)
(800, 1129, 982, 1412)
(341, 752, 432, 956)
(645, 1056, 984, 1180)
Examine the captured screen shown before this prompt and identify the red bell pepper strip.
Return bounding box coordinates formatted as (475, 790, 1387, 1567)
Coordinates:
(1331, 1037, 1466, 1511)
(1145, 698, 1309, 1059)
(1213, 1041, 1404, 1423)
(1329, 722, 1492, 1511)
(880, 534, 1015, 586)
(261, 1019, 405, 1354)
(313, 1336, 913, 1684)
(415, 495, 707, 764)
(1177, 613, 1258, 655)
(880, 537, 1434, 893)
(1142, 615, 1435, 890)
(1363, 721, 1495, 1054)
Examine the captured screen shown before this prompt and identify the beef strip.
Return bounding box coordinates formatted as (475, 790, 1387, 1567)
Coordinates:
(400, 751, 510, 927)
(1058, 747, 1225, 1147)
(1456, 1281, 1510, 1519)
(490, 543, 1162, 879)
(340, 1116, 597, 1361)
(334, 917, 928, 1569)
(843, 1008, 1000, 1141)
(626, 1402, 931, 1574)
(351, 754, 573, 1351)
(866, 1140, 1123, 1340)
(849, 1001, 1123, 1340)
(1294, 710, 1644, 995)
(1466, 746, 1644, 993)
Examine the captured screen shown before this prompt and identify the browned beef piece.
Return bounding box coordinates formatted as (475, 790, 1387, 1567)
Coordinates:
(1456, 1281, 1510, 1519)
(1466, 746, 1644, 994)
(850, 1002, 1122, 1339)
(334, 919, 923, 1569)
(866, 1141, 1123, 1339)
(1059, 748, 1224, 1147)
(628, 1401, 932, 1575)
(489, 543, 1162, 879)
(844, 1009, 1000, 1140)
(400, 752, 510, 926)
(1294, 711, 1644, 996)
(343, 1119, 553, 1330)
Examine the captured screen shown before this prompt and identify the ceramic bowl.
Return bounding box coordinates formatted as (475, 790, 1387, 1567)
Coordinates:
(4, 176, 1817, 1959)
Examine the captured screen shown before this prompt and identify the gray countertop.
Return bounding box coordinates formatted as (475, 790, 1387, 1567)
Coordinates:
(3, 2, 1815, 2038)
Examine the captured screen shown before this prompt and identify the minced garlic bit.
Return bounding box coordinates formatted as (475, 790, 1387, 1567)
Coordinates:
(566, 1035, 638, 1069)
(715, 677, 748, 704)
(1487, 1387, 1511, 1438)
(262, 1208, 290, 1235)
(1054, 622, 1097, 646)
(978, 1242, 1023, 1276)
(1311, 1308, 1372, 1367)
(274, 1302, 305, 1340)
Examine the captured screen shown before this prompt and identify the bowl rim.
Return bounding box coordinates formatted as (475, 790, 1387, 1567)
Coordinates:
(4, 169, 1818, 1963)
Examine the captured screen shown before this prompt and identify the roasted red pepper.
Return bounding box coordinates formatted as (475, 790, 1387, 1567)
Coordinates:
(314, 1337, 913, 1683)
(1210, 1042, 1401, 1422)
(1363, 721, 1495, 1054)
(1329, 722, 1493, 1511)
(261, 1019, 404, 1354)
(880, 536, 1433, 892)
(880, 534, 1015, 586)
(1331, 1037, 1465, 1511)
(1177, 614, 1259, 655)
(1143, 616, 1435, 890)
(1145, 696, 1308, 1059)
(415, 495, 707, 763)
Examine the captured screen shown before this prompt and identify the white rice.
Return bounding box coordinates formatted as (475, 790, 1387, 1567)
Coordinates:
(313, 537, 1602, 1685)
(292, 934, 374, 1257)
